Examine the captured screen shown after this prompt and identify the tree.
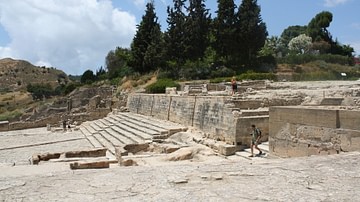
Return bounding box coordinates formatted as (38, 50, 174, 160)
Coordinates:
(234, 0, 268, 67)
(183, 0, 211, 61)
(106, 47, 132, 79)
(288, 34, 312, 54)
(80, 70, 96, 84)
(307, 11, 333, 43)
(130, 1, 163, 73)
(26, 83, 54, 100)
(212, 0, 237, 63)
(280, 25, 307, 48)
(164, 0, 186, 63)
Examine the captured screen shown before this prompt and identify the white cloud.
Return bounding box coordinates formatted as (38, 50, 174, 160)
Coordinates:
(0, 0, 136, 75)
(133, 0, 146, 8)
(324, 0, 350, 7)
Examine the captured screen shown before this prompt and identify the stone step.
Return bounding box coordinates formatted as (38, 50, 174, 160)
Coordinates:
(98, 118, 114, 126)
(104, 128, 135, 145)
(118, 113, 173, 131)
(79, 126, 103, 148)
(89, 122, 104, 132)
(93, 120, 109, 129)
(82, 122, 97, 134)
(108, 118, 155, 141)
(121, 113, 187, 132)
(79, 126, 92, 137)
(99, 131, 123, 147)
(116, 114, 168, 135)
(110, 115, 160, 136)
(111, 125, 147, 144)
(103, 117, 119, 125)
(93, 133, 116, 155)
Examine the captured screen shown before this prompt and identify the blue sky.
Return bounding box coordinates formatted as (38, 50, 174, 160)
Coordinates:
(0, 0, 359, 75)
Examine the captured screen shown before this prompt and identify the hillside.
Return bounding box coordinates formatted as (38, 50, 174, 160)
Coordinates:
(0, 58, 69, 92)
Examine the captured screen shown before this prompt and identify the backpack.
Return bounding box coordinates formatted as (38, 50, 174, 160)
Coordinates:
(256, 128, 262, 138)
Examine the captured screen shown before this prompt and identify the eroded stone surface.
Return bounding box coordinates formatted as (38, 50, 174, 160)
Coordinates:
(0, 152, 359, 201)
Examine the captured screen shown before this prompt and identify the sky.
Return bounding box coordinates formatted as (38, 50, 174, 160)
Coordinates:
(0, 0, 359, 75)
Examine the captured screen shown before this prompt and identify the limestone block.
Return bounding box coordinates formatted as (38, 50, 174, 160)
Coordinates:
(39, 152, 62, 161)
(166, 147, 195, 161)
(65, 148, 107, 158)
(287, 142, 308, 157)
(339, 110, 360, 130)
(270, 139, 289, 157)
(218, 144, 237, 156)
(124, 143, 149, 154)
(307, 145, 320, 156)
(115, 147, 128, 161)
(339, 133, 352, 152)
(31, 154, 40, 165)
(70, 161, 110, 169)
(165, 145, 181, 153)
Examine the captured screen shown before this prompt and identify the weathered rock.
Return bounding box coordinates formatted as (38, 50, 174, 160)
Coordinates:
(64, 148, 107, 158)
(166, 147, 195, 161)
(124, 143, 149, 154)
(70, 161, 110, 169)
(31, 154, 40, 165)
(218, 144, 237, 156)
(120, 159, 138, 166)
(38, 152, 62, 161)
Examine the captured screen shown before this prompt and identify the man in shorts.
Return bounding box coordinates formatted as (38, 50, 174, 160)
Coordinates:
(249, 124, 262, 157)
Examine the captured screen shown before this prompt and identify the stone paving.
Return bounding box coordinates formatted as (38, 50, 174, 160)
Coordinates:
(1, 127, 360, 201)
(0, 151, 359, 201)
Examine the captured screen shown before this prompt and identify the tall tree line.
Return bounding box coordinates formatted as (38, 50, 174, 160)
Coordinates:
(106, 0, 268, 79)
(103, 0, 354, 81)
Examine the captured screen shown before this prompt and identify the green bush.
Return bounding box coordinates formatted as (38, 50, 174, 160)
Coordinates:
(238, 72, 277, 81)
(145, 79, 180, 94)
(210, 66, 235, 78)
(278, 54, 353, 66)
(26, 83, 54, 100)
(0, 109, 23, 121)
(292, 71, 337, 81)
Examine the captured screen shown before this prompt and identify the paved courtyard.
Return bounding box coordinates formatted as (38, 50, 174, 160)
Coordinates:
(0, 127, 360, 201)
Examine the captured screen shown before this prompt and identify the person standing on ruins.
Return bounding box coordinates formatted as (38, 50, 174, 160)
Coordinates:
(231, 77, 237, 95)
(249, 124, 262, 157)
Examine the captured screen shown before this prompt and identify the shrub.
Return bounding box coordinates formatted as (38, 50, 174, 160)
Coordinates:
(278, 54, 353, 66)
(238, 71, 277, 81)
(145, 79, 180, 94)
(0, 109, 23, 121)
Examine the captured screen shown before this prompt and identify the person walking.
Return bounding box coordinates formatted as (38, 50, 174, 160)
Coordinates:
(249, 124, 262, 157)
(231, 77, 237, 95)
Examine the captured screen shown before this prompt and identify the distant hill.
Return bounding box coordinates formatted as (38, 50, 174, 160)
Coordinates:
(0, 58, 69, 92)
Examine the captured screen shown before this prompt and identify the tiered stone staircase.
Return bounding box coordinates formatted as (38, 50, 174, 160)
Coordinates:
(79, 112, 188, 157)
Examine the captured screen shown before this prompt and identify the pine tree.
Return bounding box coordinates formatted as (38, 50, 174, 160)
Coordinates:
(235, 0, 267, 67)
(183, 0, 211, 61)
(130, 1, 163, 73)
(212, 0, 236, 63)
(164, 0, 186, 63)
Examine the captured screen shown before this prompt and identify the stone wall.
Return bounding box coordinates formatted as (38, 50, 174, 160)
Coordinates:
(7, 108, 111, 131)
(235, 116, 269, 148)
(127, 94, 238, 145)
(0, 121, 9, 132)
(269, 106, 360, 157)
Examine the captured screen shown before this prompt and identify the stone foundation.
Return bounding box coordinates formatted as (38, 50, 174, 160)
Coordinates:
(127, 94, 269, 149)
(269, 106, 360, 157)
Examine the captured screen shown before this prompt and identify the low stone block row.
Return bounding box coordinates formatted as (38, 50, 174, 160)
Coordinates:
(79, 112, 188, 155)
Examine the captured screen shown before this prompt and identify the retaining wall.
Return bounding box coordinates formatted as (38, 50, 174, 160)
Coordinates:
(127, 94, 270, 146)
(269, 106, 360, 157)
(127, 94, 237, 144)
